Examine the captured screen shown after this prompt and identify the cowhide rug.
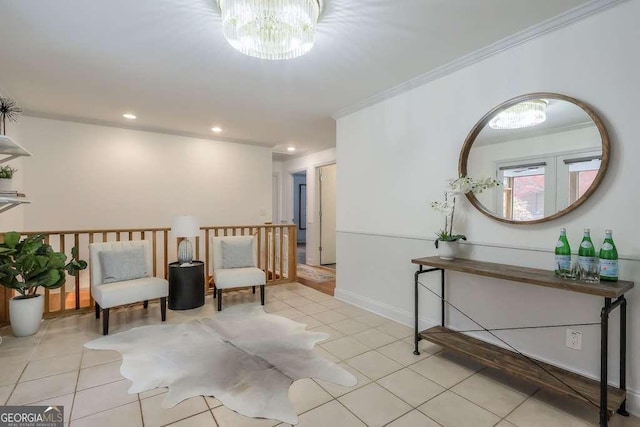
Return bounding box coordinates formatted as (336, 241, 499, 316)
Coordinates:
(84, 304, 356, 424)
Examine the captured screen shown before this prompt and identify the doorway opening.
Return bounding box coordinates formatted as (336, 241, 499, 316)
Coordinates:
(318, 163, 336, 268)
(292, 172, 307, 265)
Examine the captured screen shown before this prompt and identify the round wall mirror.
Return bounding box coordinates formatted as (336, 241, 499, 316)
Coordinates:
(459, 93, 609, 224)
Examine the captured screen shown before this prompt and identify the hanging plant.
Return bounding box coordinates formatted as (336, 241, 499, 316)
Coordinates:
(0, 96, 22, 135)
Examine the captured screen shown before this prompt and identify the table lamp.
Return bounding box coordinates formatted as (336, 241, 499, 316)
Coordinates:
(171, 215, 200, 264)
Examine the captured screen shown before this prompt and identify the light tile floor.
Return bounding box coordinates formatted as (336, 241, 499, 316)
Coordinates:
(0, 282, 639, 427)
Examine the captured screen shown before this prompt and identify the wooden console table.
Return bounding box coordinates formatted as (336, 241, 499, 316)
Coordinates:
(411, 256, 633, 427)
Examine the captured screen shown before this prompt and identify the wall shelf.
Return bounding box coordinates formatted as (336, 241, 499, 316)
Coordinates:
(0, 196, 30, 214)
(0, 135, 31, 212)
(0, 135, 32, 164)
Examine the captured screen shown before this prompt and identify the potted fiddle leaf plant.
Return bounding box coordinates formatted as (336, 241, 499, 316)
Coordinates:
(0, 232, 87, 336)
(431, 176, 499, 260)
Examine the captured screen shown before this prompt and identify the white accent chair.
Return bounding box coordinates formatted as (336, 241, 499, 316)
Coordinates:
(89, 241, 169, 335)
(211, 235, 266, 311)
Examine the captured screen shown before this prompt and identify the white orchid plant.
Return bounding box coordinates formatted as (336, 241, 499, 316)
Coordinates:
(431, 176, 499, 247)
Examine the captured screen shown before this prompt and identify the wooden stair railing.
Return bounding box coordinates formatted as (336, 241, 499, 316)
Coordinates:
(0, 224, 297, 325)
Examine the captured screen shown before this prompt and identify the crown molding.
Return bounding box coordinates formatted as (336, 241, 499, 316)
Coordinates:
(332, 0, 629, 120)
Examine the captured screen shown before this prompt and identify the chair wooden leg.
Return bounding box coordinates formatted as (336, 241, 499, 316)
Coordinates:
(260, 285, 265, 305)
(217, 289, 222, 311)
(160, 297, 167, 321)
(143, 300, 149, 309)
(102, 308, 110, 335)
(252, 286, 256, 294)
(95, 302, 100, 319)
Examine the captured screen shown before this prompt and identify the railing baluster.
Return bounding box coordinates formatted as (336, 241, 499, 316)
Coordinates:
(59, 234, 66, 312)
(205, 229, 210, 287)
(257, 227, 262, 270)
(270, 226, 276, 284)
(278, 225, 284, 279)
(163, 230, 168, 278)
(288, 225, 297, 282)
(152, 231, 157, 276)
(74, 233, 80, 310)
(44, 235, 51, 315)
(89, 233, 94, 309)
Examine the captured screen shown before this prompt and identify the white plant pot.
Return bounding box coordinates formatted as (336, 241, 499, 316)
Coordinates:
(0, 178, 12, 191)
(438, 241, 458, 260)
(9, 294, 44, 337)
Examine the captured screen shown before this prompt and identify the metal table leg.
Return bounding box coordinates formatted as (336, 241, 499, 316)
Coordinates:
(413, 267, 441, 355)
(414, 266, 422, 355)
(617, 296, 629, 416)
(600, 297, 611, 427)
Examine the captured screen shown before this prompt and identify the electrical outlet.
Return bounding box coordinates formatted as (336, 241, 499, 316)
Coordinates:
(566, 329, 583, 351)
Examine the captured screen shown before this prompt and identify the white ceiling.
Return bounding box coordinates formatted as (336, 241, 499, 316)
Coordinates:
(0, 0, 591, 158)
(475, 98, 595, 146)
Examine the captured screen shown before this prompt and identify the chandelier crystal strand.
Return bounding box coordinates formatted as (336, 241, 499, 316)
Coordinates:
(489, 100, 548, 130)
(219, 0, 320, 60)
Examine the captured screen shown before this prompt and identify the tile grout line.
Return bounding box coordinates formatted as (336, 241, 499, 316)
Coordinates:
(139, 392, 145, 427)
(2, 285, 609, 426)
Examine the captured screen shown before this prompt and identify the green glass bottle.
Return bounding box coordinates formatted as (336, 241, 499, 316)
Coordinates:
(577, 228, 597, 273)
(599, 229, 618, 282)
(555, 228, 571, 275)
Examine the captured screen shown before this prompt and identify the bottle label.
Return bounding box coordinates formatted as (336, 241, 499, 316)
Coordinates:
(555, 255, 571, 271)
(602, 243, 614, 250)
(599, 259, 618, 278)
(580, 241, 593, 249)
(578, 256, 598, 271)
(556, 241, 564, 248)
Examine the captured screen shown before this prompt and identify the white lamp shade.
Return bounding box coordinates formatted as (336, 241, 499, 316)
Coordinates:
(171, 216, 200, 237)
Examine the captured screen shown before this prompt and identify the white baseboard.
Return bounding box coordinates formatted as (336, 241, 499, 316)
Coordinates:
(627, 390, 640, 417)
(334, 288, 437, 334)
(334, 287, 640, 417)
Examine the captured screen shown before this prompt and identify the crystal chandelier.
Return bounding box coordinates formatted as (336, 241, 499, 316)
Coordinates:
(218, 0, 321, 60)
(489, 100, 548, 130)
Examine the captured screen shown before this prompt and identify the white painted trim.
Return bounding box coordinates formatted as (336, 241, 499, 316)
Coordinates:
(332, 0, 629, 119)
(336, 230, 640, 262)
(628, 391, 640, 417)
(335, 287, 640, 417)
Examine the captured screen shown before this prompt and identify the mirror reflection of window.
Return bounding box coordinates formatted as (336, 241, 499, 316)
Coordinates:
(501, 165, 546, 221)
(566, 157, 601, 204)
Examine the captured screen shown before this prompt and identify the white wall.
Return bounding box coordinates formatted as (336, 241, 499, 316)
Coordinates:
(278, 147, 336, 265)
(272, 160, 284, 224)
(336, 0, 640, 415)
(4, 116, 272, 231)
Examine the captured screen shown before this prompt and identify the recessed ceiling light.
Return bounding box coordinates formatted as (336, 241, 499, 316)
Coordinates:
(122, 113, 137, 120)
(287, 146, 296, 152)
(211, 127, 222, 133)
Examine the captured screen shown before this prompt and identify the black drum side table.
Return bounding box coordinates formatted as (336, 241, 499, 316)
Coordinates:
(168, 261, 205, 310)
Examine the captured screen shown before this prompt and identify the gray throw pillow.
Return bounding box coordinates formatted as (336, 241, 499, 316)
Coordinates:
(221, 239, 254, 269)
(99, 247, 148, 284)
